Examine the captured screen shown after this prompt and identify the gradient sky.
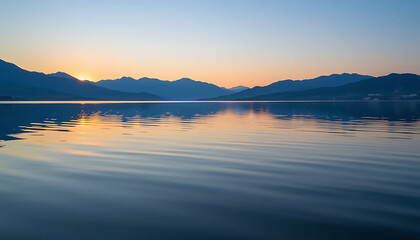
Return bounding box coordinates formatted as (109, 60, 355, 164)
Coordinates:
(1, 0, 419, 87)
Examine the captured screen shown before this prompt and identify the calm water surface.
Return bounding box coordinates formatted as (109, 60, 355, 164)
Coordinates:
(0, 101, 419, 240)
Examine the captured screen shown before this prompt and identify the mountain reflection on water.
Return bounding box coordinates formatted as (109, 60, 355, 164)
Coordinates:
(0, 101, 419, 240)
(1, 101, 420, 142)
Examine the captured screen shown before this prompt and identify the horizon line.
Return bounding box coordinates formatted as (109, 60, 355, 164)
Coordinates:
(2, 58, 419, 89)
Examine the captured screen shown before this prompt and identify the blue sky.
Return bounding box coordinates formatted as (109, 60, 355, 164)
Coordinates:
(1, 0, 419, 87)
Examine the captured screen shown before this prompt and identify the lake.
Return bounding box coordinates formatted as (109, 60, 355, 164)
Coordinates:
(0, 101, 419, 240)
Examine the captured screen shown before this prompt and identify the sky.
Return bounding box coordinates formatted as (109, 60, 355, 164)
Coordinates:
(1, 0, 419, 88)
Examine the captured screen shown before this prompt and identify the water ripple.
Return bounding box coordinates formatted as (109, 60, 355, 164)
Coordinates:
(0, 101, 419, 239)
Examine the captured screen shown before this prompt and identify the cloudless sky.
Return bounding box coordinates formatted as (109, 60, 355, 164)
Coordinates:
(1, 0, 419, 87)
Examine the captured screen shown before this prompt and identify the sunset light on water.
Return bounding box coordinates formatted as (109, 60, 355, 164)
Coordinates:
(1, 0, 420, 239)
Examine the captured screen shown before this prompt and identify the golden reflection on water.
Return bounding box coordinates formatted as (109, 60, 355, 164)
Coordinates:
(1, 102, 420, 240)
(2, 107, 420, 163)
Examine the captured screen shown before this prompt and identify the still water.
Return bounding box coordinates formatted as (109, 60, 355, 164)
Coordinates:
(0, 101, 419, 240)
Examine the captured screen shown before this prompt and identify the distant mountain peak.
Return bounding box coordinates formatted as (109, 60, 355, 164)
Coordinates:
(49, 71, 79, 80)
(0, 58, 25, 71)
(94, 76, 233, 100)
(138, 77, 160, 81)
(176, 78, 195, 82)
(0, 59, 162, 101)
(228, 85, 250, 93)
(245, 73, 420, 101)
(119, 76, 136, 81)
(315, 73, 360, 79)
(205, 73, 373, 100)
(386, 73, 415, 77)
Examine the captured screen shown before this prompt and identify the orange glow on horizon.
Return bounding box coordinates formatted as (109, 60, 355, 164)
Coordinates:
(3, 56, 383, 88)
(77, 75, 90, 81)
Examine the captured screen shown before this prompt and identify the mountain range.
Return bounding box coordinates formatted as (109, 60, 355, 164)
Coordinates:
(203, 73, 373, 100)
(0, 59, 161, 101)
(1, 58, 419, 101)
(244, 73, 420, 101)
(227, 85, 249, 92)
(0, 59, 249, 100)
(93, 77, 234, 100)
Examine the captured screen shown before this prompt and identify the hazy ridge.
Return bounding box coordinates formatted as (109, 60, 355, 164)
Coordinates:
(1, 59, 419, 101)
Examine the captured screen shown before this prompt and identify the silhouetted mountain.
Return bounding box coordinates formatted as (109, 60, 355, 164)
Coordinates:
(245, 74, 420, 100)
(228, 85, 250, 92)
(0, 59, 162, 100)
(94, 76, 233, 100)
(48, 71, 80, 81)
(204, 73, 372, 100)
